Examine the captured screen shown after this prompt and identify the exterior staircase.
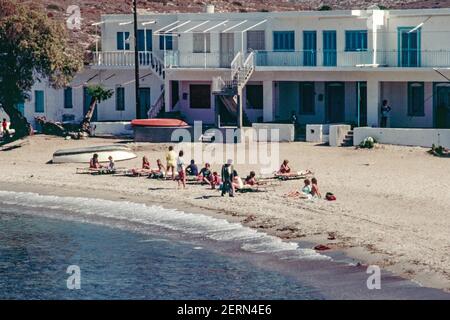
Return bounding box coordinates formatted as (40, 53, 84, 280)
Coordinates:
(147, 89, 165, 118)
(142, 52, 166, 81)
(341, 130, 354, 147)
(212, 51, 256, 127)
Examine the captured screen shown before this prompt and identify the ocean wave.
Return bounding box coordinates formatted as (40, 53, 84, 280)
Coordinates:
(0, 190, 330, 261)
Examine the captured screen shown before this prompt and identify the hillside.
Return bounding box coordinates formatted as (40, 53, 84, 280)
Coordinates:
(24, 0, 450, 48)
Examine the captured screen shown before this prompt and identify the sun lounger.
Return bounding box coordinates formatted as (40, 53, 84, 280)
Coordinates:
(76, 167, 127, 175)
(270, 171, 314, 181)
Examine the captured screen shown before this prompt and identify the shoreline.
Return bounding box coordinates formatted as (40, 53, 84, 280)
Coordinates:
(0, 136, 449, 292)
(0, 180, 447, 293)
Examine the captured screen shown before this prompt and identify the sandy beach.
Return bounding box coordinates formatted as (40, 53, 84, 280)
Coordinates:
(1, 135, 449, 291)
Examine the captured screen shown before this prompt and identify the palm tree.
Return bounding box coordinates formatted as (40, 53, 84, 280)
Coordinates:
(80, 85, 113, 133)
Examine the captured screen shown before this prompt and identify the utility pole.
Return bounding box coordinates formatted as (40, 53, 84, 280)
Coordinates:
(133, 0, 141, 119)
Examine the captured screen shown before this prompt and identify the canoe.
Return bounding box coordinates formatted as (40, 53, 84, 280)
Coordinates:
(53, 145, 137, 164)
(131, 119, 189, 127)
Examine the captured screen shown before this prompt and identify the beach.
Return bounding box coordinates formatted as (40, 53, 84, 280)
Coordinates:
(0, 135, 449, 291)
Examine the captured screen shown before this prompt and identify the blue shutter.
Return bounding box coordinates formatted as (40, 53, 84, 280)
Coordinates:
(117, 32, 124, 50)
(146, 30, 153, 51)
(273, 31, 295, 51)
(303, 31, 317, 66)
(35, 90, 44, 113)
(323, 31, 337, 66)
(137, 30, 145, 51)
(116, 87, 125, 111)
(345, 31, 368, 51)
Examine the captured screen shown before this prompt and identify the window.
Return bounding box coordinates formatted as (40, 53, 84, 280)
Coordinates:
(159, 34, 173, 50)
(408, 82, 424, 116)
(323, 31, 337, 66)
(137, 29, 152, 51)
(116, 87, 125, 111)
(299, 82, 315, 115)
(246, 85, 263, 109)
(193, 33, 211, 53)
(273, 31, 295, 51)
(35, 90, 44, 113)
(117, 32, 130, 50)
(189, 85, 211, 109)
(399, 27, 421, 67)
(64, 87, 73, 109)
(247, 30, 265, 51)
(303, 31, 317, 66)
(345, 30, 368, 52)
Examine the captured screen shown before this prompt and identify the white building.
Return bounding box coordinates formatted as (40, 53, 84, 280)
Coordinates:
(4, 7, 450, 130)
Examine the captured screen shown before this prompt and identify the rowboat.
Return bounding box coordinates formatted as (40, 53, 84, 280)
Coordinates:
(53, 145, 137, 164)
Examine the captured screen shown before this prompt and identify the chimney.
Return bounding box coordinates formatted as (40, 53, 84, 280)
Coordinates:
(205, 4, 215, 14)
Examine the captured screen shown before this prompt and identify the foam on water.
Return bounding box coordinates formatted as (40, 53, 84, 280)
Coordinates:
(0, 190, 329, 261)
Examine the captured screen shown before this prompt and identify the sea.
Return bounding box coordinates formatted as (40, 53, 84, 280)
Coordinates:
(0, 190, 448, 300)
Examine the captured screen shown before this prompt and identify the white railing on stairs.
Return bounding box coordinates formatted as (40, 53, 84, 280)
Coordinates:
(147, 90, 165, 118)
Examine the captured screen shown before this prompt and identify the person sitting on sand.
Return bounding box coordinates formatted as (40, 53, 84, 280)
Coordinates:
(278, 160, 291, 174)
(142, 156, 151, 170)
(245, 171, 257, 186)
(311, 177, 322, 198)
(197, 163, 212, 185)
(232, 170, 244, 191)
(148, 159, 165, 179)
(176, 150, 186, 189)
(166, 146, 176, 180)
(210, 171, 221, 190)
(285, 179, 312, 199)
(1, 118, 8, 138)
(90, 154, 102, 169)
(107, 156, 115, 172)
(186, 159, 198, 176)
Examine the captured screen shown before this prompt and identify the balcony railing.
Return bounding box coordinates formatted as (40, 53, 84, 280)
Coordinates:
(92, 50, 450, 69)
(92, 51, 164, 69)
(165, 51, 237, 68)
(254, 50, 450, 68)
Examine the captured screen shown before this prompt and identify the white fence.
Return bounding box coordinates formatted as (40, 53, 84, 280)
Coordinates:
(354, 127, 450, 148)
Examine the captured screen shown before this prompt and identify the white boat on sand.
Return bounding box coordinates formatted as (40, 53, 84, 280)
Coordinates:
(52, 145, 137, 164)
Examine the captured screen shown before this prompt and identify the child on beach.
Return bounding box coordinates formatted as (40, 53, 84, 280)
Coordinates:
(210, 172, 221, 190)
(176, 150, 186, 188)
(107, 156, 115, 172)
(89, 154, 102, 169)
(166, 146, 176, 180)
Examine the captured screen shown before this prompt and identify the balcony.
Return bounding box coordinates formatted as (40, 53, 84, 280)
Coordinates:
(254, 50, 450, 68)
(92, 51, 165, 69)
(91, 50, 450, 70)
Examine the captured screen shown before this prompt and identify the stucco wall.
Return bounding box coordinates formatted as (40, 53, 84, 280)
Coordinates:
(354, 127, 450, 148)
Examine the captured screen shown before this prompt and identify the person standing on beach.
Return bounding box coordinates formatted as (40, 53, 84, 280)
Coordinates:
(221, 159, 235, 197)
(176, 150, 186, 189)
(166, 146, 176, 180)
(380, 100, 392, 128)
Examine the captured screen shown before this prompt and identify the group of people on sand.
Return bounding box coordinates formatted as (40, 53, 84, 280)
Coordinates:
(278, 159, 321, 199)
(87, 147, 323, 200)
(89, 153, 116, 172)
